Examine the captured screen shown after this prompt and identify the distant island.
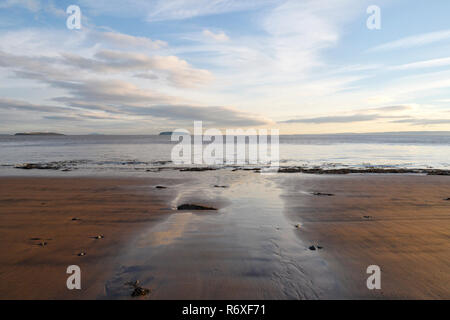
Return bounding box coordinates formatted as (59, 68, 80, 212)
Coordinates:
(14, 132, 65, 136)
(159, 131, 189, 136)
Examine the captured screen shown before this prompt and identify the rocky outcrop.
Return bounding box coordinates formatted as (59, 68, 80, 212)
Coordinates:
(177, 204, 217, 211)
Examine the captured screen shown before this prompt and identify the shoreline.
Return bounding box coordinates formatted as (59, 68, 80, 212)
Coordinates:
(0, 173, 449, 299)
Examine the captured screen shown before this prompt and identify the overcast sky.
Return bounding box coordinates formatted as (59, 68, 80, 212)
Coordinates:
(0, 0, 450, 134)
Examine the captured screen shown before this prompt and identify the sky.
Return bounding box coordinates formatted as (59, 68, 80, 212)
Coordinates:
(0, 0, 450, 134)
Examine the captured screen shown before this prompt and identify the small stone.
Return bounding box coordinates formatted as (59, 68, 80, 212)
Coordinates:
(155, 186, 167, 189)
(295, 224, 301, 228)
(131, 286, 150, 297)
(126, 280, 150, 297)
(312, 192, 334, 196)
(78, 252, 86, 256)
(72, 217, 80, 221)
(94, 235, 104, 239)
(38, 241, 47, 247)
(445, 198, 450, 201)
(309, 245, 316, 251)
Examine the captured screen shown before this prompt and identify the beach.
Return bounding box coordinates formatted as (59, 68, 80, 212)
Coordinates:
(0, 177, 178, 299)
(0, 172, 448, 299)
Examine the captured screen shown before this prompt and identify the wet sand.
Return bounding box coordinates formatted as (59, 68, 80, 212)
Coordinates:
(0, 174, 449, 299)
(278, 174, 450, 299)
(0, 177, 179, 299)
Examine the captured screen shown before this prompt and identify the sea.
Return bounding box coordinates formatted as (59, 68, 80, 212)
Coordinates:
(0, 132, 449, 176)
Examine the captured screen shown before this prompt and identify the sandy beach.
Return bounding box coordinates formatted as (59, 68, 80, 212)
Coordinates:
(278, 174, 450, 299)
(0, 177, 179, 299)
(0, 173, 449, 299)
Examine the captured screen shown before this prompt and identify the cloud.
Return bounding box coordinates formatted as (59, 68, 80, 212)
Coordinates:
(390, 57, 450, 71)
(0, 97, 69, 113)
(369, 29, 450, 52)
(281, 114, 380, 124)
(47, 78, 176, 106)
(91, 31, 168, 50)
(146, 0, 275, 22)
(362, 105, 412, 113)
(0, 48, 266, 128)
(62, 50, 213, 88)
(203, 29, 229, 42)
(76, 0, 274, 21)
(0, 0, 40, 12)
(0, 97, 271, 128)
(0, 46, 213, 89)
(120, 104, 273, 127)
(391, 118, 450, 125)
(281, 105, 414, 124)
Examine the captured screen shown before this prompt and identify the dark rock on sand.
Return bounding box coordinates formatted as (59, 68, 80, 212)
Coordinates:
(214, 185, 228, 188)
(363, 216, 372, 219)
(309, 245, 323, 251)
(126, 280, 150, 297)
(155, 186, 167, 189)
(93, 235, 104, 239)
(78, 252, 86, 256)
(71, 217, 81, 221)
(312, 192, 334, 196)
(177, 204, 217, 211)
(152, 160, 172, 165)
(15, 163, 61, 170)
(445, 198, 450, 201)
(278, 167, 450, 175)
(131, 286, 150, 297)
(180, 167, 217, 172)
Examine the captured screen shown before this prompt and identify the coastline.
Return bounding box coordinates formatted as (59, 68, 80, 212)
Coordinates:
(0, 173, 449, 299)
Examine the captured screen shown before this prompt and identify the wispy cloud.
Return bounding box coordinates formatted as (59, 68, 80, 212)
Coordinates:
(77, 0, 275, 21)
(122, 105, 272, 127)
(91, 31, 168, 50)
(390, 57, 450, 70)
(0, 0, 40, 12)
(280, 105, 414, 124)
(0, 97, 69, 113)
(369, 29, 450, 52)
(281, 114, 379, 124)
(202, 29, 229, 42)
(392, 118, 450, 125)
(146, 0, 275, 22)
